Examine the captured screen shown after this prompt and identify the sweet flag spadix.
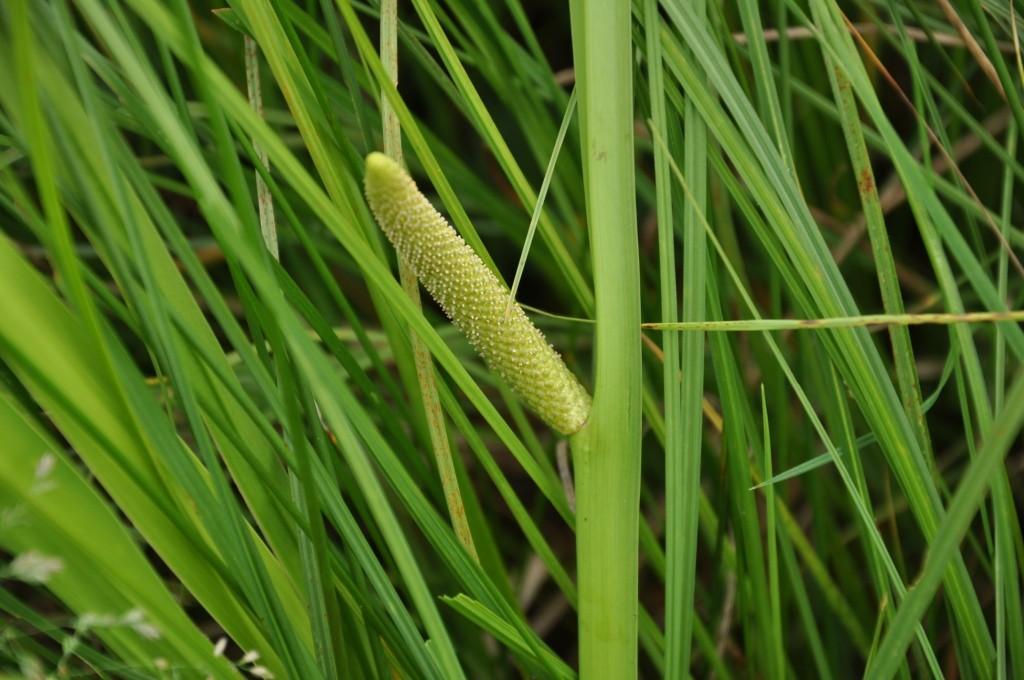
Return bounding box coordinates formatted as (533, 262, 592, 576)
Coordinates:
(364, 152, 591, 435)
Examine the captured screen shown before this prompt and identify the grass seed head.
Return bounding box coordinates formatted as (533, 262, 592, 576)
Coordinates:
(364, 152, 591, 435)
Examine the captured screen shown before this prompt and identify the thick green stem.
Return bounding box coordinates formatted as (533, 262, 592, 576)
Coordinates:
(570, 2, 642, 678)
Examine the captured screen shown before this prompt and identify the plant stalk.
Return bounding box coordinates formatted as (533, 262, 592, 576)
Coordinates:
(570, 1, 642, 678)
(378, 0, 478, 561)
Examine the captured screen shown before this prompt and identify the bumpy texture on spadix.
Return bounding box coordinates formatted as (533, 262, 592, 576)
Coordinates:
(365, 152, 591, 435)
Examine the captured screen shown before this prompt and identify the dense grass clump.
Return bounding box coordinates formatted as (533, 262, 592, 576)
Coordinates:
(0, 1, 1022, 679)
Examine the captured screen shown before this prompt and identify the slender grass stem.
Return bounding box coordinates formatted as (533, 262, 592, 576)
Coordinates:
(645, 310, 1024, 331)
(379, 0, 478, 562)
